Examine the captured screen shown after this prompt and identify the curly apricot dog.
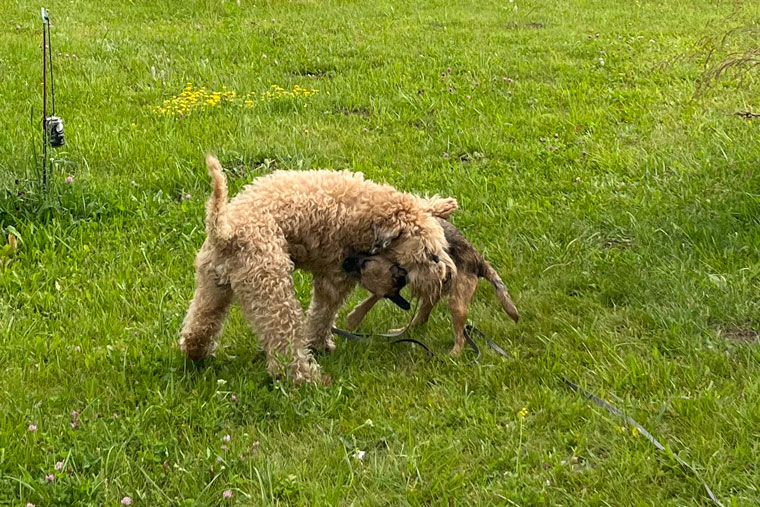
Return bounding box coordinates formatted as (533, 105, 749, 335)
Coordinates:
(343, 218, 519, 355)
(179, 155, 457, 384)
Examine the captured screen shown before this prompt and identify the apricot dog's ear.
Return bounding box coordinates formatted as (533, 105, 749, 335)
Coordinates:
(419, 196, 458, 219)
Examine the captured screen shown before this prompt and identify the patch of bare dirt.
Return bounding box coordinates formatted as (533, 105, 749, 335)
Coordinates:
(717, 325, 759, 343)
(603, 238, 634, 250)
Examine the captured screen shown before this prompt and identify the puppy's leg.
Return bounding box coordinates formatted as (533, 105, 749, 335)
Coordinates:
(347, 294, 381, 330)
(305, 275, 356, 352)
(231, 238, 323, 385)
(410, 298, 436, 326)
(449, 274, 478, 356)
(389, 297, 436, 333)
(180, 246, 233, 360)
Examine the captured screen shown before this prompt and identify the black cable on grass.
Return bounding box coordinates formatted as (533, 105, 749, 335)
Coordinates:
(40, 7, 65, 191)
(41, 9, 48, 189)
(47, 15, 55, 115)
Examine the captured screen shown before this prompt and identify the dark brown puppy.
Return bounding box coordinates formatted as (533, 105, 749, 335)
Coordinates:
(345, 219, 518, 355)
(342, 253, 410, 330)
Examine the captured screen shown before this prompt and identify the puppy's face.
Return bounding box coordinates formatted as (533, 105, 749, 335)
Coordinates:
(343, 253, 410, 310)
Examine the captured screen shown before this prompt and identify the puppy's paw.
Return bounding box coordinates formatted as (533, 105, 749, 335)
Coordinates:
(449, 343, 465, 357)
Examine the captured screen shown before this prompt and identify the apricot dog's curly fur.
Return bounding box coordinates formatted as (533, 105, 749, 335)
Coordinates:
(179, 155, 457, 384)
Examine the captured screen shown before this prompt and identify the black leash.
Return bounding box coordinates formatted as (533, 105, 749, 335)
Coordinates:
(330, 326, 371, 344)
(470, 324, 723, 506)
(389, 338, 433, 358)
(330, 326, 434, 359)
(333, 308, 722, 505)
(331, 300, 435, 359)
(561, 377, 723, 506)
(332, 315, 505, 362)
(463, 327, 481, 363)
(464, 324, 510, 360)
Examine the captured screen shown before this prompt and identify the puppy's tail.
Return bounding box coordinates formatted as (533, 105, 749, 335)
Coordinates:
(481, 262, 519, 323)
(205, 154, 231, 242)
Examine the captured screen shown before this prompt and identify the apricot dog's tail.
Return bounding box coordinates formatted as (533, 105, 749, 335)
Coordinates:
(204, 154, 231, 242)
(481, 262, 519, 323)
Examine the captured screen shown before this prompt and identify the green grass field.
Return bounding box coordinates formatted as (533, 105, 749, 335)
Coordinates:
(2, 0, 759, 504)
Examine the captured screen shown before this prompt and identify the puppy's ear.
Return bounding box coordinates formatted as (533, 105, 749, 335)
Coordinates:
(419, 196, 458, 219)
(371, 223, 402, 254)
